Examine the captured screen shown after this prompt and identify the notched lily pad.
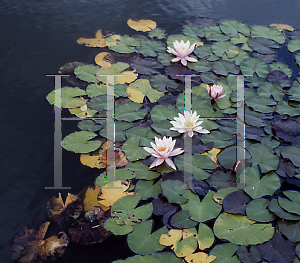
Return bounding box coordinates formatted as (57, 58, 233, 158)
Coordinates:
(130, 59, 163, 75)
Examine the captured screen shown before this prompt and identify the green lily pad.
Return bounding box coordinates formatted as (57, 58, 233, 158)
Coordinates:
(112, 255, 162, 263)
(214, 212, 274, 245)
(287, 81, 300, 101)
(243, 167, 281, 199)
(125, 126, 156, 146)
(135, 179, 163, 200)
(176, 92, 212, 113)
(95, 169, 135, 187)
(209, 244, 240, 263)
(247, 37, 279, 54)
(167, 34, 201, 47)
(245, 96, 276, 113)
(160, 179, 188, 204)
(196, 223, 215, 250)
(212, 60, 240, 76)
(150, 105, 179, 122)
(240, 58, 271, 78)
(278, 190, 300, 215)
(105, 35, 141, 53)
(115, 101, 148, 122)
(108, 44, 136, 53)
(268, 199, 300, 220)
(246, 198, 276, 222)
(280, 146, 300, 167)
(127, 220, 168, 255)
(46, 87, 87, 108)
(61, 131, 101, 153)
(170, 210, 198, 228)
(212, 41, 239, 58)
(104, 195, 153, 235)
(278, 220, 300, 242)
(122, 136, 151, 161)
(261, 136, 280, 149)
(86, 83, 108, 98)
(230, 33, 250, 44)
(201, 131, 235, 148)
(87, 95, 110, 112)
(148, 28, 166, 39)
(200, 72, 220, 84)
(151, 252, 183, 263)
(137, 40, 166, 57)
(96, 62, 131, 83)
(217, 146, 250, 170)
(257, 82, 284, 101)
(183, 25, 205, 38)
(99, 120, 133, 141)
(151, 120, 179, 137)
(187, 59, 212, 72)
(74, 65, 100, 83)
(181, 190, 222, 223)
(213, 188, 238, 205)
(296, 53, 300, 66)
(130, 59, 163, 75)
(202, 26, 230, 41)
(150, 74, 178, 92)
(77, 120, 102, 132)
(270, 62, 292, 77)
(125, 161, 160, 180)
(245, 106, 267, 127)
(222, 49, 249, 65)
(287, 38, 300, 52)
(276, 101, 300, 116)
(219, 20, 251, 37)
(157, 52, 173, 66)
(251, 26, 285, 44)
(193, 45, 219, 61)
(207, 170, 237, 190)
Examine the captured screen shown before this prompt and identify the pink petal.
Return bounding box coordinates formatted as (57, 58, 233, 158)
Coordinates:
(165, 158, 177, 170)
(186, 56, 198, 62)
(181, 58, 187, 66)
(150, 158, 165, 168)
(218, 94, 226, 99)
(169, 148, 184, 157)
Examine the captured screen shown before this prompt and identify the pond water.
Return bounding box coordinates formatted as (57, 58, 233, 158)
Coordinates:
(1, 0, 300, 262)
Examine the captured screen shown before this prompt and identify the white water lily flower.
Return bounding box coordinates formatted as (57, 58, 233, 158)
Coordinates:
(207, 84, 226, 99)
(167, 40, 198, 66)
(170, 111, 210, 137)
(143, 136, 184, 170)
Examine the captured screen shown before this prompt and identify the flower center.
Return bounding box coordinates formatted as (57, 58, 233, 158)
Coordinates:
(157, 144, 167, 152)
(185, 120, 194, 127)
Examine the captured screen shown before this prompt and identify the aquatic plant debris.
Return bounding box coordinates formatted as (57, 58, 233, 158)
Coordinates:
(13, 17, 300, 262)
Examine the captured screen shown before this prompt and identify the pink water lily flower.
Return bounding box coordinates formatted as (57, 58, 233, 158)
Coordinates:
(207, 84, 226, 99)
(167, 40, 198, 66)
(170, 111, 210, 137)
(143, 136, 184, 170)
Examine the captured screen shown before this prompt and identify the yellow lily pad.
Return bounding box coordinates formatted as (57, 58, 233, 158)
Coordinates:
(95, 52, 112, 68)
(269, 23, 294, 32)
(159, 229, 182, 246)
(127, 19, 156, 32)
(83, 183, 105, 212)
(185, 252, 216, 263)
(77, 29, 106, 47)
(201, 148, 221, 164)
(68, 105, 97, 117)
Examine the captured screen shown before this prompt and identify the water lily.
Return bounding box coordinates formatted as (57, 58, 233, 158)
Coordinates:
(207, 84, 226, 99)
(170, 111, 210, 137)
(167, 40, 198, 66)
(143, 136, 184, 170)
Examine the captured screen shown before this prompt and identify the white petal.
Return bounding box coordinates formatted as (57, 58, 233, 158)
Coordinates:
(172, 57, 181, 62)
(165, 158, 176, 170)
(186, 56, 198, 62)
(181, 58, 187, 66)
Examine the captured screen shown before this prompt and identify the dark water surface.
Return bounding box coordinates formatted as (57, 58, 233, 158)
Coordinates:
(1, 0, 300, 262)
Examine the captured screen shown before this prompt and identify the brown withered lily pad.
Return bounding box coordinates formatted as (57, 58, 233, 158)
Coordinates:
(11, 222, 69, 263)
(46, 193, 83, 225)
(58, 61, 88, 87)
(68, 214, 112, 245)
(85, 206, 106, 222)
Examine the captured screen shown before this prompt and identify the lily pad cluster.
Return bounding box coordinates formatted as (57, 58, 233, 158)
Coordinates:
(13, 18, 300, 262)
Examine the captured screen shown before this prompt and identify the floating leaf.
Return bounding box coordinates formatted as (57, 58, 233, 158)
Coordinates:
(157, 52, 173, 66)
(202, 26, 230, 41)
(115, 101, 148, 121)
(280, 146, 300, 167)
(11, 222, 69, 263)
(187, 59, 212, 72)
(220, 19, 251, 37)
(278, 190, 300, 215)
(126, 79, 164, 103)
(104, 194, 153, 235)
(77, 29, 106, 47)
(99, 121, 133, 141)
(201, 131, 235, 148)
(276, 101, 300, 116)
(127, 220, 168, 255)
(69, 105, 97, 117)
(212, 60, 240, 76)
(251, 25, 285, 44)
(288, 38, 300, 52)
(247, 37, 279, 54)
(212, 41, 239, 58)
(95, 52, 111, 68)
(160, 180, 188, 205)
(151, 120, 180, 137)
(207, 170, 236, 190)
(137, 39, 166, 57)
(135, 179, 162, 200)
(246, 95, 276, 113)
(181, 190, 222, 223)
(46, 87, 87, 108)
(256, 232, 295, 263)
(151, 252, 183, 263)
(150, 105, 179, 122)
(243, 167, 281, 199)
(127, 19, 156, 32)
(268, 199, 300, 220)
(150, 74, 178, 92)
(278, 220, 300, 242)
(272, 119, 300, 142)
(61, 131, 101, 153)
(83, 183, 103, 212)
(257, 82, 284, 101)
(152, 195, 178, 216)
(74, 65, 100, 83)
(130, 59, 163, 75)
(270, 23, 294, 31)
(148, 28, 166, 39)
(240, 58, 270, 78)
(170, 210, 198, 228)
(270, 62, 292, 77)
(194, 45, 219, 61)
(201, 148, 221, 165)
(183, 25, 205, 38)
(122, 136, 151, 161)
(222, 190, 251, 215)
(214, 212, 274, 245)
(236, 245, 262, 263)
(246, 198, 276, 222)
(46, 193, 82, 225)
(78, 120, 102, 132)
(185, 252, 216, 263)
(213, 188, 238, 205)
(209, 243, 240, 263)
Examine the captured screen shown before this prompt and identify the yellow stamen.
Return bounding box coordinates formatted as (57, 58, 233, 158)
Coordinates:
(185, 120, 194, 127)
(157, 144, 167, 152)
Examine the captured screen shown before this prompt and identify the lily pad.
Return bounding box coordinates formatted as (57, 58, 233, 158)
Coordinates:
(278, 190, 300, 215)
(236, 245, 261, 263)
(187, 59, 212, 72)
(240, 58, 271, 78)
(99, 121, 133, 141)
(219, 19, 251, 37)
(202, 26, 230, 41)
(245, 96, 276, 113)
(137, 40, 166, 57)
(280, 146, 300, 167)
(115, 101, 148, 122)
(270, 62, 292, 77)
(212, 60, 240, 76)
(74, 65, 100, 83)
(201, 131, 235, 148)
(276, 101, 300, 116)
(181, 190, 222, 223)
(246, 198, 276, 222)
(243, 167, 281, 199)
(268, 199, 300, 220)
(170, 210, 198, 228)
(160, 180, 188, 205)
(157, 52, 173, 66)
(151, 120, 180, 137)
(150, 74, 178, 92)
(209, 243, 240, 263)
(148, 28, 166, 39)
(278, 220, 300, 242)
(251, 25, 285, 44)
(222, 190, 251, 215)
(287, 38, 300, 52)
(130, 59, 163, 75)
(150, 105, 179, 122)
(247, 37, 279, 54)
(61, 131, 101, 153)
(183, 25, 205, 38)
(125, 161, 160, 180)
(257, 82, 284, 101)
(122, 136, 151, 161)
(167, 34, 201, 47)
(127, 220, 168, 255)
(194, 45, 219, 61)
(214, 212, 274, 245)
(135, 179, 163, 200)
(212, 41, 239, 58)
(207, 170, 237, 190)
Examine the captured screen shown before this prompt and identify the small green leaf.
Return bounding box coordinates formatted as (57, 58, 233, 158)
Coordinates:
(251, 26, 285, 44)
(122, 136, 151, 161)
(160, 180, 188, 204)
(246, 198, 276, 222)
(150, 105, 179, 122)
(135, 179, 162, 200)
(240, 58, 271, 78)
(183, 26, 205, 38)
(170, 210, 198, 228)
(148, 28, 166, 39)
(115, 101, 148, 122)
(74, 65, 100, 83)
(220, 20, 251, 37)
(212, 41, 239, 58)
(287, 38, 300, 52)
